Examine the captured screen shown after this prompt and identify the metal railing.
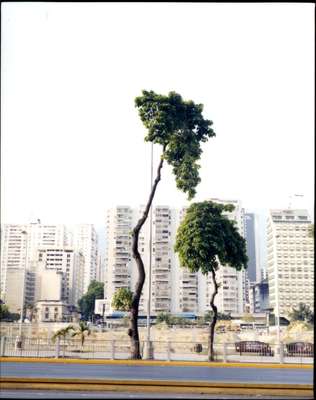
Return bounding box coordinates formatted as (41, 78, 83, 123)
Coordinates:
(0, 336, 313, 364)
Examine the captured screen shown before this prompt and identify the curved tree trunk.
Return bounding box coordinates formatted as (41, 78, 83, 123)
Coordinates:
(208, 268, 219, 362)
(129, 148, 165, 359)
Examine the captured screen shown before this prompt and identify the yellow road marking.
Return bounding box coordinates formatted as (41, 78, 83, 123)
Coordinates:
(0, 356, 313, 369)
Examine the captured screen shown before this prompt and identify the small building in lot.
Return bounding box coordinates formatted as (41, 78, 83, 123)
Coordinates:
(34, 300, 73, 323)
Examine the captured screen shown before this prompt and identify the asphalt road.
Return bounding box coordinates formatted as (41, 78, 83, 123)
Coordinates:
(1, 362, 313, 385)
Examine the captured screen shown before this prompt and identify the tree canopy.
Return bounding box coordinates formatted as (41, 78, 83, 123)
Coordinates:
(71, 321, 91, 348)
(174, 200, 248, 361)
(127, 90, 215, 359)
(78, 280, 104, 321)
(0, 301, 19, 321)
(135, 90, 215, 199)
(289, 303, 314, 324)
(175, 201, 248, 275)
(111, 288, 133, 312)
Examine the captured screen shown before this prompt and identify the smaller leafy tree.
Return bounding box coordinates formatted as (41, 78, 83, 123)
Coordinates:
(289, 303, 314, 324)
(204, 311, 232, 323)
(0, 303, 10, 320)
(175, 201, 248, 361)
(111, 288, 133, 312)
(51, 325, 75, 342)
(71, 321, 91, 351)
(78, 280, 104, 321)
(156, 312, 172, 325)
(51, 325, 75, 356)
(242, 313, 256, 322)
(0, 301, 20, 321)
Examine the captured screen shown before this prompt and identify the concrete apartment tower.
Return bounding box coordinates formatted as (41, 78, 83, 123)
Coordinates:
(244, 213, 260, 283)
(104, 206, 134, 313)
(71, 224, 98, 294)
(35, 247, 84, 306)
(103, 200, 248, 317)
(0, 221, 91, 316)
(266, 209, 314, 319)
(172, 206, 199, 314)
(0, 222, 68, 312)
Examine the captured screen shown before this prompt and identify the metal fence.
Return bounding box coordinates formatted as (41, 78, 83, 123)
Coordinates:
(0, 336, 313, 364)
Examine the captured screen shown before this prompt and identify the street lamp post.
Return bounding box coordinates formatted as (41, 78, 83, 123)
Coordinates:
(275, 234, 282, 360)
(16, 230, 28, 350)
(144, 142, 154, 359)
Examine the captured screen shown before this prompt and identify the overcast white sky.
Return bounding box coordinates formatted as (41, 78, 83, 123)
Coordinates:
(1, 2, 314, 228)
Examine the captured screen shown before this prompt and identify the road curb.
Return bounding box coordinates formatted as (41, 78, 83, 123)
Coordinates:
(0, 377, 313, 397)
(0, 356, 313, 369)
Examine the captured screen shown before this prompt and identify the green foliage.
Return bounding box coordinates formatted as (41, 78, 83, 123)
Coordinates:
(0, 301, 20, 321)
(0, 303, 10, 320)
(155, 312, 192, 326)
(175, 201, 248, 275)
(289, 303, 314, 324)
(135, 90, 215, 200)
(111, 288, 133, 312)
(242, 313, 256, 322)
(78, 280, 104, 321)
(51, 325, 75, 343)
(71, 321, 91, 348)
(204, 311, 232, 323)
(156, 312, 172, 325)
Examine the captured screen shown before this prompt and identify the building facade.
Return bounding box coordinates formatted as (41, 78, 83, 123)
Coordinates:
(36, 247, 84, 306)
(1, 221, 88, 313)
(70, 224, 98, 294)
(244, 213, 260, 283)
(103, 200, 248, 317)
(104, 206, 133, 313)
(266, 209, 314, 318)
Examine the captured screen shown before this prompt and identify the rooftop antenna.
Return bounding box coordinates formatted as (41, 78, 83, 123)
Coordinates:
(288, 194, 304, 209)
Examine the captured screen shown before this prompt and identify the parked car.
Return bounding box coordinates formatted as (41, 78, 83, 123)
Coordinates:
(286, 342, 314, 357)
(235, 341, 274, 356)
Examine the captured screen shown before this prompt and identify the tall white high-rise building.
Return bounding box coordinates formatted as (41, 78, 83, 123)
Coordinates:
(173, 207, 199, 314)
(104, 206, 133, 312)
(71, 224, 98, 294)
(1, 221, 88, 312)
(0, 222, 68, 302)
(266, 209, 314, 318)
(104, 200, 248, 316)
(36, 247, 84, 306)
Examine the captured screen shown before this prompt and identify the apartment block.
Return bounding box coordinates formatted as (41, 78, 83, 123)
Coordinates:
(70, 224, 98, 294)
(174, 207, 199, 314)
(36, 247, 84, 306)
(244, 213, 260, 283)
(1, 222, 86, 312)
(4, 268, 36, 314)
(266, 209, 314, 318)
(104, 200, 248, 317)
(104, 206, 133, 312)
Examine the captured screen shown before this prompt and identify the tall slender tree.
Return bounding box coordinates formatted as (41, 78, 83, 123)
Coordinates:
(129, 90, 215, 359)
(174, 201, 248, 361)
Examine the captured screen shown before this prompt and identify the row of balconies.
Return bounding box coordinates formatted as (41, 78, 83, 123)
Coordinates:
(153, 276, 169, 282)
